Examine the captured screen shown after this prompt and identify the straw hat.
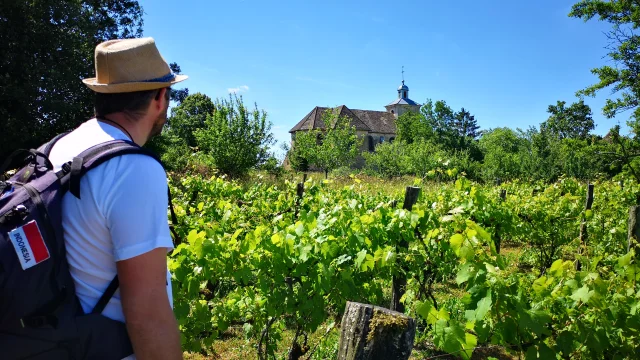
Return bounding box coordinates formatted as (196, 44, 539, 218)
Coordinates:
(82, 37, 188, 93)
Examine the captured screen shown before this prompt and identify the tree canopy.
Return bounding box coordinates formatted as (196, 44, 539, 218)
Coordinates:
(541, 100, 594, 139)
(288, 108, 361, 177)
(570, 1, 640, 128)
(0, 0, 145, 160)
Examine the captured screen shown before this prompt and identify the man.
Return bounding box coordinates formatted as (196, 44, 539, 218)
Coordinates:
(47, 37, 186, 360)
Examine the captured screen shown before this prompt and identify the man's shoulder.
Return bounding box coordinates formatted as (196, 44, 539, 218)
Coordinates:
(105, 153, 166, 182)
(48, 119, 166, 182)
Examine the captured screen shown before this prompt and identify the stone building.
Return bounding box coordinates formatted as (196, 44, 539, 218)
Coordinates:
(288, 80, 421, 167)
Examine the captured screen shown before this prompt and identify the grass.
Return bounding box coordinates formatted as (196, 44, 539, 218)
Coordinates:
(183, 322, 340, 360)
(183, 321, 518, 360)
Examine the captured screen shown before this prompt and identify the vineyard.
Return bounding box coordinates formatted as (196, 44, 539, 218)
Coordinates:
(167, 173, 640, 359)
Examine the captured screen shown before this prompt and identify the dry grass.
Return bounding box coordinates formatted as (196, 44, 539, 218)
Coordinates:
(183, 322, 340, 360)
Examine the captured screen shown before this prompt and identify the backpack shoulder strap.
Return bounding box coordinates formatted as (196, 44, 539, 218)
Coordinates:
(91, 275, 120, 314)
(64, 139, 163, 199)
(40, 131, 71, 156)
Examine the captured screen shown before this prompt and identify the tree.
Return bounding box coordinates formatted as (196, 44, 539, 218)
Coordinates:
(395, 111, 432, 144)
(169, 62, 189, 104)
(0, 0, 144, 160)
(288, 132, 316, 172)
(363, 140, 410, 178)
(478, 127, 528, 181)
(569, 1, 640, 182)
(569, 1, 640, 126)
(421, 99, 456, 137)
(194, 94, 275, 178)
(167, 93, 215, 148)
(290, 108, 361, 178)
(541, 100, 594, 139)
(452, 107, 480, 139)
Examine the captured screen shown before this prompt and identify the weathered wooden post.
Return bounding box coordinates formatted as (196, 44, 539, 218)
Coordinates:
(494, 189, 507, 254)
(576, 184, 594, 271)
(337, 301, 416, 360)
(390, 186, 420, 313)
(628, 206, 640, 254)
(294, 179, 305, 219)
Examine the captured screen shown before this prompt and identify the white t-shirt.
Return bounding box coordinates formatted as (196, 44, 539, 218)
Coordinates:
(48, 118, 174, 340)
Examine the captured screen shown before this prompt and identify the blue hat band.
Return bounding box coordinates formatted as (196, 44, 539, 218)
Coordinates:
(142, 72, 176, 83)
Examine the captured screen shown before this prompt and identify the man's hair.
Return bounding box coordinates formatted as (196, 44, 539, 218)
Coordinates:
(94, 87, 170, 119)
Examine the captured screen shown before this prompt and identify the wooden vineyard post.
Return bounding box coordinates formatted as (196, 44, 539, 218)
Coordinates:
(576, 184, 594, 271)
(390, 186, 420, 313)
(494, 189, 507, 254)
(337, 301, 416, 360)
(628, 206, 640, 254)
(294, 177, 305, 219)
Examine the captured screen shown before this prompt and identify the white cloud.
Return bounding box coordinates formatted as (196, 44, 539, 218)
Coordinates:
(228, 85, 250, 93)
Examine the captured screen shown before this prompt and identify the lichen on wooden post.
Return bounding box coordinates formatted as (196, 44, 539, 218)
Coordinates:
(337, 301, 416, 360)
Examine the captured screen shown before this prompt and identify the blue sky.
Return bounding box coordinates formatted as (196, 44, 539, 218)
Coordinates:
(138, 0, 618, 155)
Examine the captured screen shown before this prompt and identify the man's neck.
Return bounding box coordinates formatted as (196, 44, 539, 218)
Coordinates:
(97, 113, 147, 146)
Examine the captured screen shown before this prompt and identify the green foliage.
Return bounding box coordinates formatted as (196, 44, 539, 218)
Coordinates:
(168, 93, 215, 148)
(541, 100, 594, 140)
(363, 140, 411, 178)
(288, 108, 361, 177)
(363, 139, 481, 181)
(193, 94, 275, 178)
(395, 111, 433, 144)
(0, 0, 144, 160)
(145, 130, 193, 172)
(479, 128, 528, 181)
(150, 93, 276, 177)
(570, 0, 640, 124)
(168, 63, 189, 104)
(452, 107, 480, 140)
(169, 176, 395, 357)
(287, 132, 315, 172)
(169, 171, 640, 359)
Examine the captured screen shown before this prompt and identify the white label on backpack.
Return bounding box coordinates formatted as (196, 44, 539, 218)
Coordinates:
(8, 220, 50, 270)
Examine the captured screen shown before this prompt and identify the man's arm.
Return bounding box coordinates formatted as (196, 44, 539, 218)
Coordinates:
(117, 247, 182, 360)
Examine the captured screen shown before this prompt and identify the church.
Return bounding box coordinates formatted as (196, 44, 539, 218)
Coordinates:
(288, 80, 422, 166)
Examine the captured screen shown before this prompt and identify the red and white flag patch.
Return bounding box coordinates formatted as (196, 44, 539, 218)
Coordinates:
(8, 220, 50, 270)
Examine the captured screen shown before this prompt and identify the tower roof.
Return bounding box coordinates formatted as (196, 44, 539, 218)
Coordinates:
(397, 80, 409, 91)
(386, 98, 420, 106)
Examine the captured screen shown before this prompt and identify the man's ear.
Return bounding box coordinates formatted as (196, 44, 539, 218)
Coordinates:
(153, 88, 168, 110)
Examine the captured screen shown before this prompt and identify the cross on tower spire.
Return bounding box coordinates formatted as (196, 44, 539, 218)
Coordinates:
(402, 66, 404, 84)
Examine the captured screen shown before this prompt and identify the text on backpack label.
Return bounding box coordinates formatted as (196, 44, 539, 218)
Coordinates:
(8, 220, 50, 270)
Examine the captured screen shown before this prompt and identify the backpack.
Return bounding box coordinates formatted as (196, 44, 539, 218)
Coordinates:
(0, 133, 180, 360)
